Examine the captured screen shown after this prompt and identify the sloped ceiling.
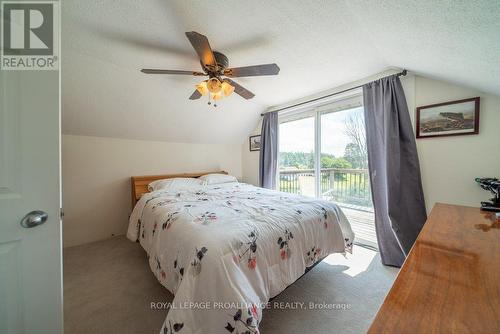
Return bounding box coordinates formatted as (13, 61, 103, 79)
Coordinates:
(62, 0, 500, 144)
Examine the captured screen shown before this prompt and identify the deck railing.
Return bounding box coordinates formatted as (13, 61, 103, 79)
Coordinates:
(279, 168, 373, 207)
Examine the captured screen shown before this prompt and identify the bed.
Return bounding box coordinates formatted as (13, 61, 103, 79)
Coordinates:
(127, 171, 354, 334)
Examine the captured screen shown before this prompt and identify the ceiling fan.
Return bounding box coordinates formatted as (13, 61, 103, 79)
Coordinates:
(141, 31, 280, 106)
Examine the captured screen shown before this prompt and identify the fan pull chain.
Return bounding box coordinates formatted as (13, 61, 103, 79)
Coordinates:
(207, 94, 218, 108)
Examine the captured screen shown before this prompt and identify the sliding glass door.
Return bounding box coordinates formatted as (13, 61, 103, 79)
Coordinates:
(278, 93, 377, 248)
(320, 106, 375, 247)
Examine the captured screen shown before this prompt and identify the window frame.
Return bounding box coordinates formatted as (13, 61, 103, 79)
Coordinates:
(277, 90, 364, 193)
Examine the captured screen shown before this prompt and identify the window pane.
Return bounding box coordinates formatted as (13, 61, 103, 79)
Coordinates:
(279, 116, 315, 197)
(320, 107, 376, 247)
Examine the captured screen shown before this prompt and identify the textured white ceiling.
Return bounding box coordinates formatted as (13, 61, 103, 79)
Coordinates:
(62, 0, 500, 144)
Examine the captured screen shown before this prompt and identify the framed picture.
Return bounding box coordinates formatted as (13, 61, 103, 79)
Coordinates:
(416, 97, 480, 139)
(249, 135, 261, 151)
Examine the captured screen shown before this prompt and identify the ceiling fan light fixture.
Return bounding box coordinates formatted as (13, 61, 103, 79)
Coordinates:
(207, 78, 222, 94)
(196, 81, 208, 96)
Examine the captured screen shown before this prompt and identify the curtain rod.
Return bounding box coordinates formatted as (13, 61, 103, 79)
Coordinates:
(260, 69, 407, 116)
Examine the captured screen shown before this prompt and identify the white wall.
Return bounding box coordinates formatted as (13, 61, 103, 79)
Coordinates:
(241, 120, 261, 186)
(62, 135, 242, 247)
(241, 75, 500, 212)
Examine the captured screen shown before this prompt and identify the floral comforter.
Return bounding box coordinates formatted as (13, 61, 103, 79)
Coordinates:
(127, 182, 354, 334)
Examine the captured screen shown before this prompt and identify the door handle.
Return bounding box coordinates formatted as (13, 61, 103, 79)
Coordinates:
(20, 210, 48, 228)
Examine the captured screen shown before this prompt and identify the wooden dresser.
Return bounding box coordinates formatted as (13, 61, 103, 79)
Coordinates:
(369, 203, 500, 333)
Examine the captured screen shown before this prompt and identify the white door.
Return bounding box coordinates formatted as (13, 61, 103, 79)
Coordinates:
(0, 70, 62, 333)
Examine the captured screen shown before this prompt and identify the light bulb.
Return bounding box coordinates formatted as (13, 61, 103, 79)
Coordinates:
(196, 81, 208, 95)
(207, 78, 222, 94)
(221, 81, 235, 97)
(211, 91, 223, 100)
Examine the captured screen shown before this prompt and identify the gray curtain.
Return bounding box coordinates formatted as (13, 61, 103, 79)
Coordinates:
(259, 111, 278, 189)
(363, 75, 427, 267)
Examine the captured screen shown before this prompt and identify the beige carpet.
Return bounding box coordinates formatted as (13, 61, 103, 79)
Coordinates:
(64, 236, 398, 334)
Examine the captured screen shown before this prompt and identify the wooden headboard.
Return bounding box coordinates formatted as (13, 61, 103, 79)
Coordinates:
(131, 171, 228, 206)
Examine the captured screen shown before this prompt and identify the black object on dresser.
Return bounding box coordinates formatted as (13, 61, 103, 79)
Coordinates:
(475, 177, 500, 212)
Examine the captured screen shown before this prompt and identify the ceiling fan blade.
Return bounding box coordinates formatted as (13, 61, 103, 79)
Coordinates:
(141, 69, 206, 76)
(189, 90, 202, 100)
(223, 79, 255, 99)
(224, 63, 280, 77)
(185, 31, 217, 70)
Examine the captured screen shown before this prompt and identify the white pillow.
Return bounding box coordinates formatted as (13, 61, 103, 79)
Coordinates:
(148, 178, 203, 192)
(198, 174, 238, 185)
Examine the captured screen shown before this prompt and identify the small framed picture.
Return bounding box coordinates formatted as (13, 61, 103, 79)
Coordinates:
(249, 135, 261, 151)
(416, 97, 480, 139)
